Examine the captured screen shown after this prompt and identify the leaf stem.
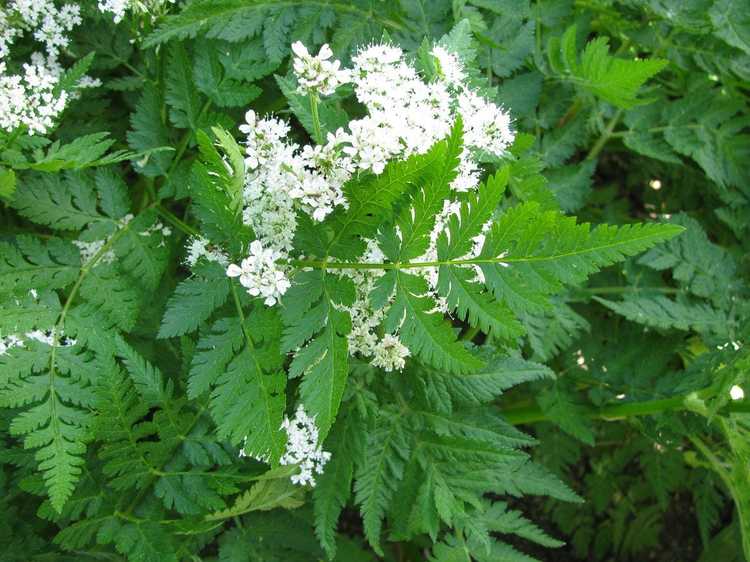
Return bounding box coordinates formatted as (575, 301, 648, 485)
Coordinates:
(308, 92, 323, 145)
(503, 389, 750, 426)
(586, 108, 623, 160)
(156, 204, 200, 237)
(164, 99, 213, 179)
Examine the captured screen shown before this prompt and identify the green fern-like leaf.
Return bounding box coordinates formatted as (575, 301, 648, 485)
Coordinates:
(0, 340, 99, 512)
(166, 43, 203, 130)
(127, 83, 174, 177)
(548, 25, 668, 108)
(594, 295, 729, 335)
(313, 407, 364, 559)
(0, 236, 80, 296)
(393, 119, 463, 261)
(384, 271, 485, 374)
(354, 413, 412, 555)
(201, 305, 286, 461)
(537, 381, 595, 446)
(12, 171, 116, 232)
(159, 261, 231, 338)
(478, 203, 684, 311)
(283, 270, 354, 439)
(323, 133, 452, 260)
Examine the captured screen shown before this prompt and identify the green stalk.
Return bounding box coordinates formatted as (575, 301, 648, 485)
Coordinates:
(587, 108, 623, 160)
(157, 204, 200, 237)
(503, 389, 750, 426)
(308, 92, 324, 145)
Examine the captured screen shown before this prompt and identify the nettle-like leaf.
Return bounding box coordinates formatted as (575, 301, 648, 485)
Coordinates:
(548, 25, 668, 108)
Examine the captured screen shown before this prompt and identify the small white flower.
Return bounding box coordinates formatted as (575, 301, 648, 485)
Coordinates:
(0, 334, 24, 356)
(184, 236, 229, 268)
(457, 89, 515, 157)
(97, 0, 129, 23)
(73, 239, 115, 266)
(431, 46, 466, 87)
(226, 241, 291, 306)
(371, 334, 411, 372)
(292, 41, 350, 96)
(730, 385, 745, 401)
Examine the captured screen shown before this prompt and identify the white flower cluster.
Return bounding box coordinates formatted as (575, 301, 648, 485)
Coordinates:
(97, 0, 176, 22)
(291, 41, 350, 96)
(226, 240, 291, 306)
(0, 328, 76, 356)
(431, 45, 466, 87)
(279, 405, 331, 487)
(73, 239, 116, 265)
(239, 41, 513, 236)
(97, 0, 129, 23)
(0, 0, 104, 134)
(184, 236, 228, 268)
(72, 213, 135, 266)
(336, 240, 411, 372)
(229, 42, 513, 371)
(371, 334, 411, 372)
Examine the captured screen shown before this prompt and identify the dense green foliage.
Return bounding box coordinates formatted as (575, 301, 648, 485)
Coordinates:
(1, 1, 749, 561)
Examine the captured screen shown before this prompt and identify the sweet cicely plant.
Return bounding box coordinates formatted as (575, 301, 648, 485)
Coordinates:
(6, 2, 749, 560)
(159, 35, 681, 556)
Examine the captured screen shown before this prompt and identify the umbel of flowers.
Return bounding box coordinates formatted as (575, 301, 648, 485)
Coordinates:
(224, 40, 515, 376)
(0, 1, 174, 135)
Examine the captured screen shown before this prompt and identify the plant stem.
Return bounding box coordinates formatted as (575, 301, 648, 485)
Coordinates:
(288, 245, 647, 270)
(164, 100, 213, 180)
(308, 92, 323, 145)
(157, 204, 200, 237)
(586, 108, 623, 160)
(503, 389, 750, 426)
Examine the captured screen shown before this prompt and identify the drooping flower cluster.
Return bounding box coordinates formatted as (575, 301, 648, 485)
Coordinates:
(226, 241, 291, 306)
(278, 405, 331, 487)
(227, 40, 514, 372)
